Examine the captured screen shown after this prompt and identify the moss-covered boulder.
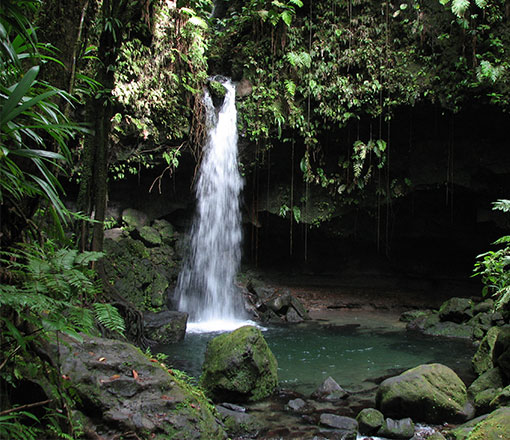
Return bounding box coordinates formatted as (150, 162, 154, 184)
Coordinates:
(472, 326, 501, 376)
(376, 363, 471, 424)
(55, 335, 226, 440)
(356, 408, 384, 435)
(200, 326, 278, 402)
(465, 406, 510, 440)
(439, 297, 474, 323)
(489, 385, 510, 409)
(468, 367, 505, 414)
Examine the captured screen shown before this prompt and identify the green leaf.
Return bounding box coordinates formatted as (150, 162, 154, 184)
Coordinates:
(281, 10, 292, 26)
(0, 66, 39, 126)
(451, 0, 470, 17)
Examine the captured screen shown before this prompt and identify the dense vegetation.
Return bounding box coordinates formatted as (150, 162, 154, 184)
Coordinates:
(0, 0, 509, 437)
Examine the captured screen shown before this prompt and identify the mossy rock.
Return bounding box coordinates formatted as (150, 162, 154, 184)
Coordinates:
(356, 408, 384, 435)
(55, 335, 226, 439)
(466, 406, 510, 440)
(122, 208, 149, 230)
(138, 225, 162, 246)
(489, 385, 510, 409)
(439, 297, 474, 323)
(376, 363, 470, 424)
(153, 219, 175, 243)
(468, 367, 504, 399)
(472, 326, 501, 376)
(200, 326, 278, 402)
(400, 309, 428, 323)
(423, 321, 474, 340)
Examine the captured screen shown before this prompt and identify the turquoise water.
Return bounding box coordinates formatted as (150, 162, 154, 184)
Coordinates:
(156, 315, 475, 395)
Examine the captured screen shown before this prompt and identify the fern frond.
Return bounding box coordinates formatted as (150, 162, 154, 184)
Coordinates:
(93, 303, 125, 336)
(451, 0, 470, 17)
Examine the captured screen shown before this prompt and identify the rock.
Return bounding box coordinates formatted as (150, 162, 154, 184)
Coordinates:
(208, 79, 227, 106)
(400, 310, 428, 323)
(474, 388, 501, 414)
(200, 326, 278, 402)
(376, 363, 471, 424)
(286, 306, 304, 322)
(417, 433, 446, 440)
(286, 397, 315, 413)
(55, 334, 226, 440)
(265, 292, 292, 313)
(290, 295, 310, 320)
(102, 237, 178, 314)
(468, 367, 504, 399)
(423, 320, 474, 340)
(378, 417, 415, 439)
(439, 297, 474, 323)
(489, 385, 510, 408)
(216, 404, 260, 437)
(472, 326, 501, 376)
(143, 310, 188, 344)
(153, 218, 175, 242)
(319, 413, 358, 439)
(312, 376, 349, 401)
(473, 299, 494, 314)
(448, 414, 489, 440)
(493, 326, 510, 380)
(356, 408, 384, 435)
(464, 406, 510, 440)
(122, 208, 149, 230)
(138, 225, 162, 245)
(236, 78, 253, 97)
(104, 227, 125, 241)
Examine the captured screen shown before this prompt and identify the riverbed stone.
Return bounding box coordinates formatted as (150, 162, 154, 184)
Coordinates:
(356, 408, 384, 435)
(143, 310, 187, 344)
(378, 417, 415, 439)
(200, 326, 278, 402)
(376, 363, 471, 424)
(472, 326, 501, 376)
(400, 310, 429, 323)
(464, 406, 510, 440)
(216, 404, 260, 437)
(54, 334, 226, 440)
(439, 297, 474, 323)
(319, 413, 358, 439)
(311, 376, 348, 401)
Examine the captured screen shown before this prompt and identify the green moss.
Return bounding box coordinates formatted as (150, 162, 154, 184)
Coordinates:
(200, 326, 278, 402)
(467, 407, 510, 440)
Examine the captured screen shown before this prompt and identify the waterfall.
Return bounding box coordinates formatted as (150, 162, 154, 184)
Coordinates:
(176, 78, 247, 333)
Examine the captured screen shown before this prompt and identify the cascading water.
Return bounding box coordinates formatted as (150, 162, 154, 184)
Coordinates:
(176, 78, 248, 333)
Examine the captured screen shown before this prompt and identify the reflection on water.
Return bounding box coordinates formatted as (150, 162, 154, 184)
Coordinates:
(156, 316, 475, 395)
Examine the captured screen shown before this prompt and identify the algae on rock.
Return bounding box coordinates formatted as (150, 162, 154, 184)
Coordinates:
(200, 326, 278, 402)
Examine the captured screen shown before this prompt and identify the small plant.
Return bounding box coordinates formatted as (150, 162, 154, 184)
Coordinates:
(473, 199, 510, 310)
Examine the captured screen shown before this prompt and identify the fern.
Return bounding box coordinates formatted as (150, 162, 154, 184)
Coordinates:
(93, 303, 126, 336)
(451, 0, 470, 16)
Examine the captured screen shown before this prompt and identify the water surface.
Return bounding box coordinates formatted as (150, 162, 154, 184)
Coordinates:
(157, 312, 475, 395)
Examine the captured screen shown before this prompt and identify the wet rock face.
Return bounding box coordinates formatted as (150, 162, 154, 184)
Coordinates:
(55, 335, 226, 440)
(464, 406, 510, 440)
(143, 310, 188, 344)
(200, 326, 278, 402)
(376, 363, 472, 424)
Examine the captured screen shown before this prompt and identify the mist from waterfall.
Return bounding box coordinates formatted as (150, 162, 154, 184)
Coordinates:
(176, 78, 248, 333)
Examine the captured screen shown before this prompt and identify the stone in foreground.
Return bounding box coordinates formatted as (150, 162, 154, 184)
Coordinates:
(376, 363, 471, 424)
(56, 335, 225, 440)
(200, 325, 278, 402)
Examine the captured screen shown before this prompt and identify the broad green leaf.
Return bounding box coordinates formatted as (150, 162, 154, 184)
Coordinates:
(0, 66, 39, 126)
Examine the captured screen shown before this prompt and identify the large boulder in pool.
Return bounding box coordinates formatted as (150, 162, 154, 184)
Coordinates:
(200, 326, 278, 402)
(54, 334, 226, 439)
(376, 363, 472, 424)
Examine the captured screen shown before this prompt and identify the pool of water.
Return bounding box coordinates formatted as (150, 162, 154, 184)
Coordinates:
(156, 311, 475, 395)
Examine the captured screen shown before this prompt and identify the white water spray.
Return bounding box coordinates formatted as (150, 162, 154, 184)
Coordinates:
(176, 78, 248, 333)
